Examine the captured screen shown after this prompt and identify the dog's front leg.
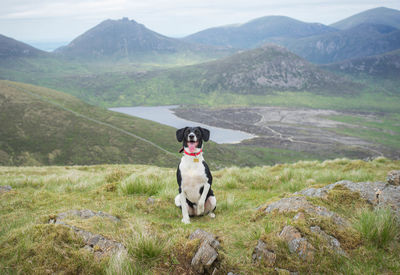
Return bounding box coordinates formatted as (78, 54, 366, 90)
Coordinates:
(180, 192, 190, 224)
(197, 183, 210, 216)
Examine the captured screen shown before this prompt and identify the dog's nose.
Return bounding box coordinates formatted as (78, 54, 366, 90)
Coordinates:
(188, 133, 195, 139)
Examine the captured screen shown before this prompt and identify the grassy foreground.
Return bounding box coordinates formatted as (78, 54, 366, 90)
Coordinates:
(1, 158, 399, 274)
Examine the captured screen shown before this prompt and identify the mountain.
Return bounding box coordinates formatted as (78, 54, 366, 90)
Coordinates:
(324, 49, 400, 79)
(331, 7, 400, 30)
(176, 44, 357, 94)
(0, 34, 47, 59)
(284, 23, 400, 64)
(55, 17, 229, 60)
(183, 16, 336, 49)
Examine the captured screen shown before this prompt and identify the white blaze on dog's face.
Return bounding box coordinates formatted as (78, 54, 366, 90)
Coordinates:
(176, 127, 210, 153)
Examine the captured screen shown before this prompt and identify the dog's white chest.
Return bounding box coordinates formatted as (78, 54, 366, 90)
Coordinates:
(180, 156, 207, 202)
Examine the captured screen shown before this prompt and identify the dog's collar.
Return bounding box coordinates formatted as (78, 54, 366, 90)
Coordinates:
(183, 149, 202, 156)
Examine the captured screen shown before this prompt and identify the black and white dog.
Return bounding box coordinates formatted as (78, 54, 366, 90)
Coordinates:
(174, 127, 216, 224)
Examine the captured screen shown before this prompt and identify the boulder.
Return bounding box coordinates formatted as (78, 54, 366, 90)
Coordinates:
(279, 226, 315, 261)
(252, 240, 276, 267)
(189, 229, 220, 274)
(387, 170, 400, 186)
(264, 196, 348, 227)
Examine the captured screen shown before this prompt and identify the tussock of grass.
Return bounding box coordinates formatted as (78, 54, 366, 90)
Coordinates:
(120, 175, 161, 196)
(356, 207, 399, 248)
(105, 251, 139, 275)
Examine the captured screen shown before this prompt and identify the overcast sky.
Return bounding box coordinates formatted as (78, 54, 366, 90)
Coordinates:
(1, 0, 400, 44)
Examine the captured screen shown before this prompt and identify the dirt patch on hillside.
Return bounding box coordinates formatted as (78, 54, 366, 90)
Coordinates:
(174, 107, 398, 160)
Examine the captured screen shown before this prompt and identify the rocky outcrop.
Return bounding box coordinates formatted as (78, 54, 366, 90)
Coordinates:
(0, 185, 12, 194)
(264, 196, 348, 226)
(48, 209, 125, 257)
(387, 170, 400, 186)
(279, 226, 315, 261)
(296, 180, 400, 215)
(189, 229, 220, 274)
(252, 240, 276, 267)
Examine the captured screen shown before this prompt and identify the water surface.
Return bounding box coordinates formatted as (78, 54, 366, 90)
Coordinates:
(109, 106, 254, 144)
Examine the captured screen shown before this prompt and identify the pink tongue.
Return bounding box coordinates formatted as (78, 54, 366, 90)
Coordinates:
(188, 143, 196, 153)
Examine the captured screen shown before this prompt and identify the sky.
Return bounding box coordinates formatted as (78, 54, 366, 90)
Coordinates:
(1, 0, 400, 45)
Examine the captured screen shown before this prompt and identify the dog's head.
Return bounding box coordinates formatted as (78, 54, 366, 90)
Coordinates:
(176, 127, 210, 153)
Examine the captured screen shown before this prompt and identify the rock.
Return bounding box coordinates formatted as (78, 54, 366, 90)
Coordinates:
(387, 170, 400, 186)
(146, 197, 156, 204)
(50, 209, 120, 223)
(275, 267, 299, 275)
(297, 180, 400, 216)
(264, 196, 348, 227)
(293, 212, 305, 221)
(189, 229, 220, 274)
(252, 240, 276, 267)
(48, 209, 125, 257)
(0, 185, 12, 193)
(310, 226, 346, 256)
(279, 226, 315, 261)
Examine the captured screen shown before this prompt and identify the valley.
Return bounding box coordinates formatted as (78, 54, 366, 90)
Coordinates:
(174, 106, 400, 161)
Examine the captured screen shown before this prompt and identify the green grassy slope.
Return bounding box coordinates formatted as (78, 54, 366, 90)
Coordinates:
(0, 80, 180, 167)
(0, 158, 399, 274)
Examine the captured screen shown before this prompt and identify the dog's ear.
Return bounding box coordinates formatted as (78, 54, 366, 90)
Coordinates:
(199, 127, 210, 142)
(176, 127, 188, 142)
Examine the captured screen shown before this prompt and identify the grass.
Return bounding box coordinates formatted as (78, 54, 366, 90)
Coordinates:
(356, 207, 399, 248)
(1, 158, 400, 274)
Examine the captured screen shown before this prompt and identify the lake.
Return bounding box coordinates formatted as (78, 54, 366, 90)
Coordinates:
(109, 106, 255, 144)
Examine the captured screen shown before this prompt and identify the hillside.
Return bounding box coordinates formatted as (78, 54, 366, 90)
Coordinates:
(183, 15, 335, 49)
(331, 7, 400, 30)
(0, 34, 47, 58)
(1, 158, 399, 274)
(55, 17, 230, 61)
(324, 49, 400, 79)
(284, 23, 400, 64)
(0, 80, 179, 166)
(190, 44, 357, 94)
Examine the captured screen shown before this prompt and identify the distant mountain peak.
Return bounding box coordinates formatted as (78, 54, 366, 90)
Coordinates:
(331, 6, 400, 30)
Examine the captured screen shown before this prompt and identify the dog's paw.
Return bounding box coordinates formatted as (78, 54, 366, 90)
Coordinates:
(208, 212, 216, 219)
(196, 204, 205, 216)
(181, 218, 190, 224)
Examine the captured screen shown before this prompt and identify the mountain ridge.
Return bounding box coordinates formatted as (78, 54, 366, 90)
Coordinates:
(0, 34, 47, 59)
(183, 15, 336, 49)
(331, 7, 400, 30)
(55, 17, 231, 60)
